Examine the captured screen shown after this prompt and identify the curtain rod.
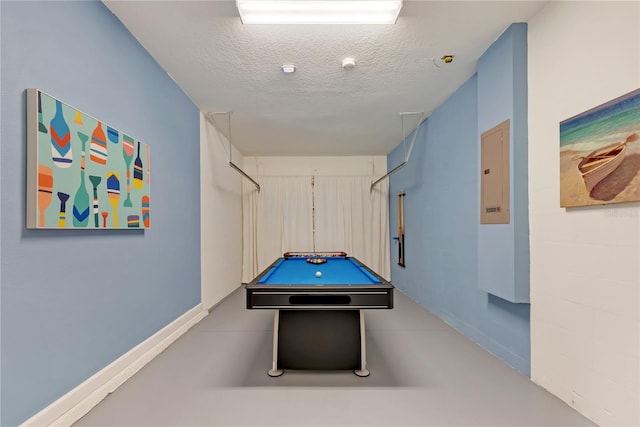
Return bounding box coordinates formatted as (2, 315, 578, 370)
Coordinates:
(370, 112, 427, 192)
(205, 112, 260, 192)
(229, 161, 260, 191)
(370, 161, 407, 191)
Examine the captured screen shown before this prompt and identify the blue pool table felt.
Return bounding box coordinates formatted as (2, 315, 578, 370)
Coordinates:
(258, 257, 381, 285)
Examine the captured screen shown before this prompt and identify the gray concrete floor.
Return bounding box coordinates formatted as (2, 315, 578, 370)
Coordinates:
(75, 288, 595, 426)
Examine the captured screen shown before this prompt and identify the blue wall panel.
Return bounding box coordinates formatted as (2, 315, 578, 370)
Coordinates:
(388, 75, 530, 377)
(1, 2, 201, 425)
(477, 23, 530, 302)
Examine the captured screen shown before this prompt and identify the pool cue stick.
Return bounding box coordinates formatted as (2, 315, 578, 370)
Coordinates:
(398, 194, 402, 263)
(398, 192, 405, 266)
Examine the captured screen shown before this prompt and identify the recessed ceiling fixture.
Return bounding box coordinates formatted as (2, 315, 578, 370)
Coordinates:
(236, 0, 403, 25)
(432, 55, 455, 68)
(282, 64, 296, 73)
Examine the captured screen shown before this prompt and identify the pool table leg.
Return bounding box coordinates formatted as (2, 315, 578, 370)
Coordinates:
(354, 310, 370, 377)
(268, 310, 284, 377)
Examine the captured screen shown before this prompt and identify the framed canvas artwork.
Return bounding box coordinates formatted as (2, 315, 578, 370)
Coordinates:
(560, 88, 640, 208)
(26, 89, 151, 229)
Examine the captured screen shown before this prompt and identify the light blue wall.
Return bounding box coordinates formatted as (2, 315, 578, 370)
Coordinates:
(388, 75, 531, 376)
(1, 2, 201, 426)
(477, 23, 530, 302)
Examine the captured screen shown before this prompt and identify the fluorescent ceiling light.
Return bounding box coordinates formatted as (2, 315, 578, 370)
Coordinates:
(236, 0, 402, 24)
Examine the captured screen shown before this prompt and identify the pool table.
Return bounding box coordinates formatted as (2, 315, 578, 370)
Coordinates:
(246, 252, 394, 377)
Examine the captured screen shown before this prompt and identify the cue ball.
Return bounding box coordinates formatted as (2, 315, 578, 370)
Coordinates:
(316, 271, 322, 278)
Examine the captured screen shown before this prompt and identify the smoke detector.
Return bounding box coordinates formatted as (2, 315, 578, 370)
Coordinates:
(342, 57, 356, 70)
(282, 64, 296, 73)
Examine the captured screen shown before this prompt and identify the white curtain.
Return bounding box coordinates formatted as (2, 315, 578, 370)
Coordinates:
(242, 175, 390, 282)
(314, 176, 390, 279)
(241, 179, 259, 282)
(242, 176, 314, 281)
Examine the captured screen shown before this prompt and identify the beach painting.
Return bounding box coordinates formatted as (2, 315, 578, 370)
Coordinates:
(560, 88, 640, 208)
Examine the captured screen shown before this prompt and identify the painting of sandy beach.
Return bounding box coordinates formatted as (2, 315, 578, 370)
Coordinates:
(560, 88, 640, 208)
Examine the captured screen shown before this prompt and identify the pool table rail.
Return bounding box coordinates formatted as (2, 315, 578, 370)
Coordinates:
(245, 256, 394, 310)
(246, 286, 393, 309)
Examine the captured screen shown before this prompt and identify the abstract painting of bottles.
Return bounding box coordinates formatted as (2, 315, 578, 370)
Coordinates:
(26, 89, 151, 229)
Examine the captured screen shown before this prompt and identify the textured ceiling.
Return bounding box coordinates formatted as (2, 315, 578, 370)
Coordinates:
(103, 1, 547, 156)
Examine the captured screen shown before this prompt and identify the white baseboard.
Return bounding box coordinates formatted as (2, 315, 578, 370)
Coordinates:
(21, 305, 208, 427)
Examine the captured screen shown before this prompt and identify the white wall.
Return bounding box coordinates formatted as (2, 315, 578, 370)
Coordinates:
(200, 114, 244, 309)
(528, 2, 639, 426)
